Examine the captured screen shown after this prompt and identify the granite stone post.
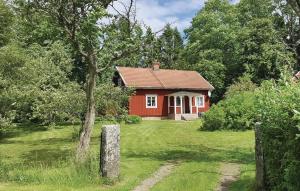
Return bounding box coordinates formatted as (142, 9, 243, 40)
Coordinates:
(255, 123, 266, 191)
(100, 125, 120, 178)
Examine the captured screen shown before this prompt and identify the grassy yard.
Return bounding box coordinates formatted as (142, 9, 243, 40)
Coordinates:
(0, 120, 255, 191)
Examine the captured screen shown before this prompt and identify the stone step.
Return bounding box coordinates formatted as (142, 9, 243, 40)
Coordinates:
(181, 114, 198, 121)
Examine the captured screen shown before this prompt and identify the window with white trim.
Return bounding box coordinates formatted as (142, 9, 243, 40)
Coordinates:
(146, 95, 157, 108)
(195, 95, 205, 108)
(176, 96, 181, 106)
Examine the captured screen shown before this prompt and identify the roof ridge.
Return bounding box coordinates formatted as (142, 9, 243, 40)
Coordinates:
(117, 66, 196, 73)
(149, 68, 166, 88)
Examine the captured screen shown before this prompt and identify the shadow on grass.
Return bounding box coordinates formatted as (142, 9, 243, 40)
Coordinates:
(21, 147, 73, 167)
(0, 121, 81, 141)
(124, 145, 254, 164)
(0, 136, 76, 146)
(229, 174, 256, 191)
(0, 124, 48, 142)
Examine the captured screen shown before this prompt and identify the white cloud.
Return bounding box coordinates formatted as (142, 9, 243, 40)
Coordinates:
(230, 0, 240, 4)
(109, 0, 240, 35)
(135, 0, 206, 33)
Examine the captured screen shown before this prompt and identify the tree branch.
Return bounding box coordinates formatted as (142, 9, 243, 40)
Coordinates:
(287, 0, 300, 17)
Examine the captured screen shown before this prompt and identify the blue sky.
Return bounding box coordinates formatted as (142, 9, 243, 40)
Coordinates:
(110, 0, 240, 35)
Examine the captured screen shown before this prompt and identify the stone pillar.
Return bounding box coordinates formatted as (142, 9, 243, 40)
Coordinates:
(255, 123, 265, 191)
(100, 125, 120, 179)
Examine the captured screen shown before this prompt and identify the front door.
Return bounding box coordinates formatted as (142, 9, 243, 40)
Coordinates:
(184, 96, 190, 114)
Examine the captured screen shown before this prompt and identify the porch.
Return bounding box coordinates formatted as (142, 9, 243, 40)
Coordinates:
(167, 91, 205, 120)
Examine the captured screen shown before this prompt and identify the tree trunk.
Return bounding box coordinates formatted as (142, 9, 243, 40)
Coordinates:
(76, 54, 97, 162)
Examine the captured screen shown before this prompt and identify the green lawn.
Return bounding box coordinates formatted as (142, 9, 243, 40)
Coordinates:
(0, 120, 255, 191)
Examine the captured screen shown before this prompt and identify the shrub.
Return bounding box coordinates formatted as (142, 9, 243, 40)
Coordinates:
(95, 84, 133, 122)
(202, 91, 256, 131)
(225, 74, 257, 98)
(202, 75, 257, 131)
(125, 115, 142, 124)
(255, 81, 300, 191)
(202, 72, 300, 190)
(0, 42, 85, 126)
(202, 104, 225, 131)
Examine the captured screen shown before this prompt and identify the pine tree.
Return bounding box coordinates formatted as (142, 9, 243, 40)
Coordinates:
(159, 24, 183, 69)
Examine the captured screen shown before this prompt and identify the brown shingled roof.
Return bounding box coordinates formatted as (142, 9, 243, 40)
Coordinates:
(116, 66, 214, 90)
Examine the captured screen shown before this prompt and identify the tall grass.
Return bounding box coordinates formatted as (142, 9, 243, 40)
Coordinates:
(0, 152, 103, 187)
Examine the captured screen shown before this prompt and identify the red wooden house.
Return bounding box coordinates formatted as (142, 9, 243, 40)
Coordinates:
(115, 62, 214, 120)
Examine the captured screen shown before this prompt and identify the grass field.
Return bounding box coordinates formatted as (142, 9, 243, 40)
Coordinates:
(0, 120, 255, 191)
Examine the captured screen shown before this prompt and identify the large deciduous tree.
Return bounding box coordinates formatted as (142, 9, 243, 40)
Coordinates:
(237, 0, 295, 83)
(25, 0, 135, 162)
(184, 0, 295, 101)
(184, 0, 239, 101)
(0, 0, 13, 47)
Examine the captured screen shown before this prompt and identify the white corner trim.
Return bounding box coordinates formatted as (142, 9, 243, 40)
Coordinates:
(145, 94, 158, 108)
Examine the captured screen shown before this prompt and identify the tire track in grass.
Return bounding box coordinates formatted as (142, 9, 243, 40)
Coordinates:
(216, 163, 240, 191)
(132, 161, 180, 191)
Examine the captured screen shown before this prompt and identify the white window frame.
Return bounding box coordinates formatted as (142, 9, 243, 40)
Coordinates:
(176, 96, 181, 106)
(146, 94, 158, 108)
(195, 95, 205, 108)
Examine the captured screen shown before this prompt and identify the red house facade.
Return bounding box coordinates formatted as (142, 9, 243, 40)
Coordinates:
(115, 62, 214, 120)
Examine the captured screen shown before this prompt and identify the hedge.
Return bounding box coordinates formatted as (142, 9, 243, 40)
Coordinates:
(255, 81, 300, 191)
(203, 78, 300, 190)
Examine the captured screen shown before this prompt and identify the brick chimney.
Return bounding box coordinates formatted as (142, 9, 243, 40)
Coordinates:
(152, 60, 160, 71)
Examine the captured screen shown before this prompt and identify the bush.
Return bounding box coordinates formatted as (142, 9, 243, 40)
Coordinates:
(255, 81, 300, 191)
(202, 105, 225, 131)
(202, 75, 257, 131)
(125, 115, 142, 124)
(202, 91, 256, 131)
(225, 74, 257, 98)
(0, 42, 87, 127)
(202, 72, 300, 190)
(95, 84, 133, 122)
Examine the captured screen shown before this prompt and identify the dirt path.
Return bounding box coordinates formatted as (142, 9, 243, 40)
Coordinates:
(216, 163, 241, 191)
(132, 162, 178, 191)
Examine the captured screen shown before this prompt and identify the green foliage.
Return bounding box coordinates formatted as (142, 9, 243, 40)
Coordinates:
(31, 83, 85, 125)
(95, 84, 133, 122)
(125, 115, 142, 124)
(158, 24, 183, 69)
(0, 0, 13, 47)
(203, 91, 256, 131)
(255, 81, 300, 191)
(140, 27, 162, 67)
(194, 59, 226, 102)
(0, 42, 85, 128)
(13, 0, 62, 46)
(202, 76, 257, 131)
(184, 0, 239, 100)
(184, 0, 295, 101)
(225, 74, 257, 98)
(204, 76, 300, 190)
(202, 105, 225, 131)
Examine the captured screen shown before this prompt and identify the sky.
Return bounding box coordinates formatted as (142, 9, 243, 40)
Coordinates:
(109, 0, 240, 35)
